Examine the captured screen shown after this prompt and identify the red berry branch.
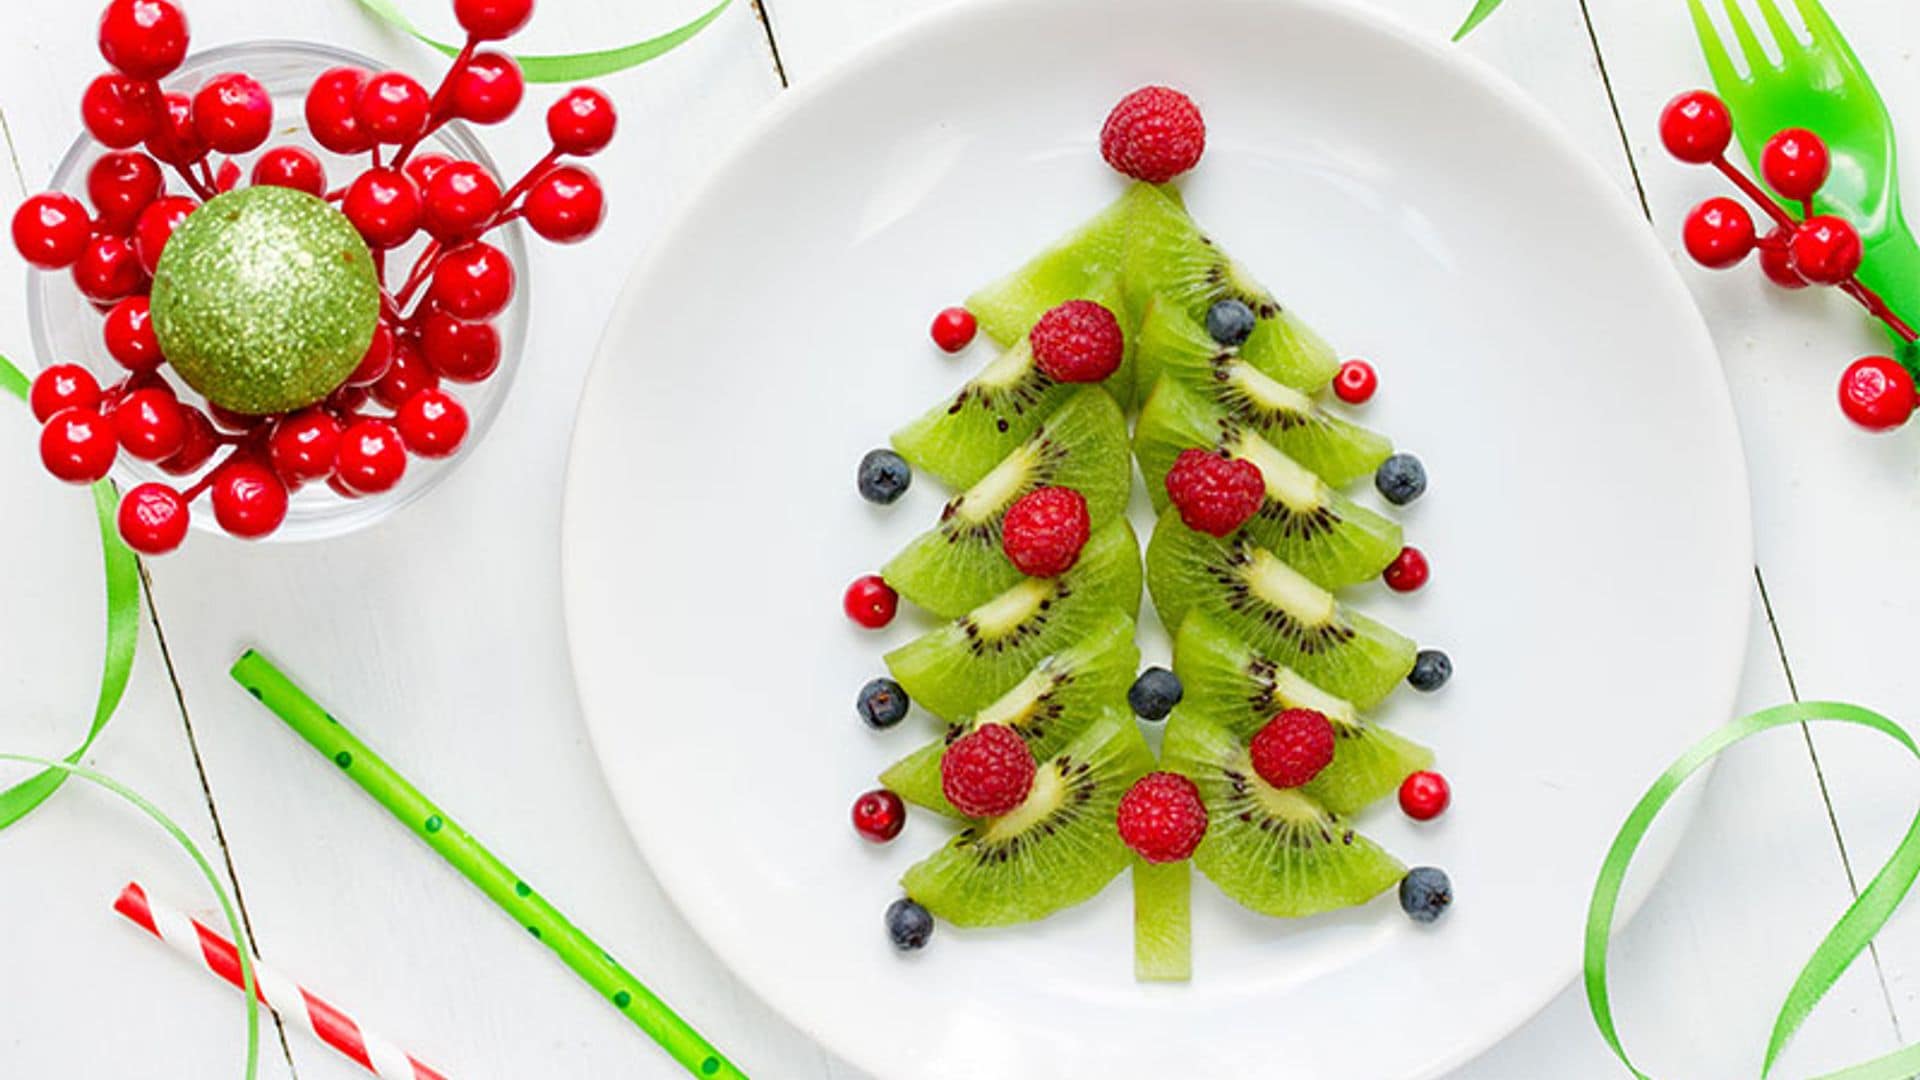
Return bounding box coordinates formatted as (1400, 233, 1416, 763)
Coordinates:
(9, 0, 614, 555)
(1661, 89, 1920, 432)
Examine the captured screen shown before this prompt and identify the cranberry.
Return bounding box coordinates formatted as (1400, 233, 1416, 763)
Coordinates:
(423, 161, 502, 242)
(114, 386, 187, 460)
(251, 146, 327, 196)
(1658, 90, 1732, 164)
(547, 87, 615, 156)
(88, 152, 164, 234)
(333, 418, 408, 494)
(1399, 771, 1451, 821)
(370, 342, 440, 410)
(73, 233, 146, 302)
(347, 323, 396, 386)
(29, 365, 102, 423)
(843, 574, 898, 629)
(455, 0, 534, 40)
(1789, 215, 1862, 284)
(357, 72, 431, 145)
(1757, 225, 1808, 290)
(144, 91, 205, 167)
(430, 241, 514, 320)
(209, 458, 288, 538)
(268, 409, 344, 482)
(450, 51, 524, 125)
(190, 72, 272, 155)
(1682, 197, 1755, 269)
(394, 388, 469, 458)
(40, 407, 119, 483)
(306, 67, 373, 155)
(159, 406, 218, 475)
(342, 168, 422, 249)
(133, 194, 198, 276)
(81, 73, 158, 149)
(929, 307, 976, 353)
(1334, 359, 1378, 404)
(12, 193, 93, 269)
(522, 164, 603, 243)
(419, 310, 501, 382)
(1761, 128, 1830, 202)
(851, 789, 906, 843)
(1382, 546, 1429, 592)
(1838, 355, 1917, 431)
(98, 0, 190, 80)
(103, 295, 163, 371)
(117, 482, 190, 554)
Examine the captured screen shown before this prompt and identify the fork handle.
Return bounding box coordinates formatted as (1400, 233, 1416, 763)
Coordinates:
(1854, 215, 1920, 345)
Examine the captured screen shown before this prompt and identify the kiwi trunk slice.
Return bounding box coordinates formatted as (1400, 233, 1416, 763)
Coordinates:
(887, 518, 1142, 719)
(1146, 510, 1415, 708)
(903, 708, 1153, 927)
(966, 193, 1132, 347)
(880, 610, 1139, 817)
(1173, 612, 1431, 814)
(882, 388, 1132, 617)
(1163, 713, 1404, 918)
(1136, 381, 1402, 589)
(1133, 857, 1192, 982)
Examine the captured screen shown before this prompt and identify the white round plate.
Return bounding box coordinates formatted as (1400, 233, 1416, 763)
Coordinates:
(562, 0, 1752, 1076)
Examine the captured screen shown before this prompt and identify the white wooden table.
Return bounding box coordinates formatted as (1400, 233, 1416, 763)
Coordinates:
(3, 0, 1918, 1075)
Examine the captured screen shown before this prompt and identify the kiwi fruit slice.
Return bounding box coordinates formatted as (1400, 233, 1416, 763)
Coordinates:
(1145, 509, 1415, 708)
(887, 518, 1143, 719)
(902, 708, 1153, 927)
(966, 193, 1131, 347)
(880, 610, 1139, 817)
(1135, 380, 1402, 589)
(1136, 298, 1391, 487)
(1133, 857, 1192, 982)
(1172, 611, 1431, 814)
(1163, 712, 1404, 918)
(882, 388, 1132, 618)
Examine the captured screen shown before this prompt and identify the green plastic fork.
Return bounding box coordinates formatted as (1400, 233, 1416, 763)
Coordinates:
(1688, 0, 1920, 330)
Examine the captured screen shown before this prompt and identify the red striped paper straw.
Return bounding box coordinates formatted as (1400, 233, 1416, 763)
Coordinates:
(113, 882, 448, 1080)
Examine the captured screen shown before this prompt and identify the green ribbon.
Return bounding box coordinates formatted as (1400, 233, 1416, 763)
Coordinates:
(1587, 701, 1920, 1078)
(349, 0, 733, 83)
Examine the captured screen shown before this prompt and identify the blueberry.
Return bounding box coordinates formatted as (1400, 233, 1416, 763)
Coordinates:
(857, 448, 912, 505)
(1205, 298, 1257, 347)
(1375, 453, 1427, 506)
(1127, 667, 1183, 722)
(858, 678, 910, 729)
(885, 897, 933, 951)
(1408, 649, 1452, 693)
(1399, 867, 1453, 923)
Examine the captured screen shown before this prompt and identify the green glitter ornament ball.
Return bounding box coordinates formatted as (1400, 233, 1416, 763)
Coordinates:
(151, 185, 381, 414)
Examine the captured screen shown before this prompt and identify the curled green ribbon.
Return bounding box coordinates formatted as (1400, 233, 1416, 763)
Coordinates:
(1588, 701, 1920, 1079)
(350, 0, 733, 83)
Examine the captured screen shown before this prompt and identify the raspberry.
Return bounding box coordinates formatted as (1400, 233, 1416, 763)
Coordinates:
(940, 724, 1036, 818)
(1001, 486, 1090, 577)
(1100, 86, 1206, 183)
(1117, 771, 1208, 863)
(1250, 709, 1335, 789)
(1029, 300, 1123, 384)
(1164, 449, 1264, 536)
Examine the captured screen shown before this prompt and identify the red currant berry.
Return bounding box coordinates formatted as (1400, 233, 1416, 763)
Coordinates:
(267, 408, 344, 482)
(98, 0, 189, 80)
(1398, 770, 1451, 821)
(133, 194, 198, 276)
(113, 386, 186, 460)
(12, 193, 93, 269)
(306, 67, 373, 155)
(342, 168, 422, 249)
(103, 295, 163, 371)
(455, 0, 534, 40)
(1383, 546, 1429, 592)
(40, 407, 119, 483)
(423, 161, 502, 242)
(81, 73, 158, 149)
(1761, 127, 1830, 202)
(191, 72, 272, 155)
(1334, 359, 1378, 404)
(419, 310, 501, 382)
(357, 72, 431, 145)
(209, 458, 288, 539)
(73, 233, 147, 303)
(117, 482, 189, 554)
(929, 307, 976, 353)
(844, 574, 897, 629)
(1838, 355, 1917, 431)
(523, 164, 604, 244)
(347, 322, 396, 386)
(370, 341, 440, 410)
(1757, 224, 1809, 290)
(206, 401, 266, 434)
(1789, 214, 1862, 284)
(402, 152, 453, 192)
(144, 91, 205, 167)
(333, 418, 408, 494)
(158, 405, 217, 475)
(449, 51, 524, 125)
(1658, 90, 1732, 164)
(1682, 197, 1755, 269)
(547, 87, 616, 156)
(430, 241, 514, 319)
(851, 789, 906, 843)
(29, 365, 101, 423)
(87, 151, 164, 234)
(251, 146, 327, 196)
(396, 388, 469, 458)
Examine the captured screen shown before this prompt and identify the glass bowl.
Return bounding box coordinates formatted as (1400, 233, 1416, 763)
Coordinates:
(28, 40, 529, 542)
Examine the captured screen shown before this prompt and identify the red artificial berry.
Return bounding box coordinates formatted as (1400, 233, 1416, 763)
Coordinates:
(547, 87, 616, 156)
(145, 92, 205, 167)
(342, 168, 422, 250)
(132, 194, 197, 276)
(940, 725, 1036, 818)
(423, 161, 503, 242)
(450, 51, 524, 125)
(843, 574, 897, 629)
(113, 386, 186, 461)
(1100, 85, 1206, 184)
(455, 0, 534, 39)
(40, 407, 119, 483)
(929, 307, 977, 353)
(1757, 224, 1809, 290)
(326, 383, 371, 417)
(1001, 486, 1090, 577)
(206, 401, 266, 434)
(1682, 197, 1755, 270)
(347, 323, 395, 386)
(1838, 355, 1917, 432)
(192, 72, 272, 155)
(419, 310, 501, 381)
(251, 146, 327, 196)
(371, 341, 441, 410)
(1398, 771, 1451, 821)
(403, 152, 454, 192)
(358, 72, 431, 145)
(326, 474, 362, 500)
(1789, 215, 1862, 284)
(1383, 546, 1429, 592)
(1116, 771, 1208, 864)
(1658, 90, 1733, 164)
(117, 482, 189, 554)
(851, 788, 906, 843)
(1249, 708, 1336, 790)
(522, 165, 604, 244)
(12, 193, 93, 269)
(1164, 448, 1264, 537)
(268, 408, 344, 482)
(103, 295, 163, 371)
(430, 242, 514, 320)
(1761, 128, 1830, 202)
(1028, 299, 1123, 383)
(209, 458, 288, 539)
(395, 388, 469, 458)
(81, 73, 158, 149)
(88, 151, 164, 234)
(73, 233, 146, 303)
(305, 67, 373, 155)
(29, 365, 101, 423)
(1334, 359, 1377, 404)
(158, 406, 217, 475)
(98, 0, 189, 80)
(333, 418, 408, 494)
